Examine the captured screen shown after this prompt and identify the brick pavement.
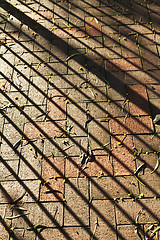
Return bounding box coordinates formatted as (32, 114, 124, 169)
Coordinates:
(0, 0, 160, 239)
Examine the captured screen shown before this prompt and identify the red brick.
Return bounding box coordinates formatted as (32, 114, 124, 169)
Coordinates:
(40, 178, 64, 201)
(65, 157, 80, 178)
(42, 157, 65, 179)
(109, 116, 154, 135)
(85, 17, 102, 37)
(65, 155, 113, 177)
(52, 27, 86, 39)
(127, 84, 151, 116)
(23, 121, 66, 139)
(67, 27, 86, 38)
(89, 155, 113, 176)
(147, 84, 160, 99)
(111, 135, 135, 175)
(105, 58, 142, 72)
(47, 89, 66, 120)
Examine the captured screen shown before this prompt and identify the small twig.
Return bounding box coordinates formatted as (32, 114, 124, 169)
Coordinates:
(151, 157, 160, 174)
(23, 139, 37, 146)
(150, 226, 160, 239)
(88, 87, 96, 99)
(26, 224, 46, 231)
(13, 139, 22, 149)
(92, 142, 110, 151)
(134, 175, 146, 186)
(53, 206, 58, 218)
(66, 52, 85, 61)
(134, 163, 146, 175)
(6, 213, 29, 220)
(91, 218, 99, 239)
(36, 110, 50, 120)
(63, 144, 74, 151)
(2, 207, 7, 222)
(85, 117, 93, 129)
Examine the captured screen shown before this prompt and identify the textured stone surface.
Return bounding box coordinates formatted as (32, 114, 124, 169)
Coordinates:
(116, 198, 160, 224)
(111, 135, 135, 176)
(64, 178, 89, 226)
(23, 121, 66, 139)
(40, 178, 64, 201)
(0, 180, 40, 203)
(105, 58, 142, 72)
(109, 116, 154, 135)
(12, 202, 63, 228)
(1, 0, 160, 238)
(90, 200, 116, 239)
(91, 176, 139, 200)
(127, 84, 151, 116)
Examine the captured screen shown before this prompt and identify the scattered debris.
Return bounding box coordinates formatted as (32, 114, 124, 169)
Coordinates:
(151, 156, 160, 174)
(66, 52, 85, 61)
(2, 207, 7, 222)
(134, 163, 146, 175)
(13, 138, 22, 149)
(153, 114, 160, 124)
(91, 218, 99, 240)
(23, 139, 37, 146)
(6, 213, 29, 220)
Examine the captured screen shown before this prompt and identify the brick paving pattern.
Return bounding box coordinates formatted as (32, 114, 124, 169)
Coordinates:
(0, 0, 160, 239)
